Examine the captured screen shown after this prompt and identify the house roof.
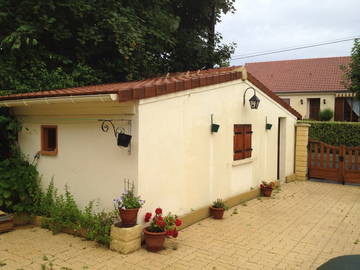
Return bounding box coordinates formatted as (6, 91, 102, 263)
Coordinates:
(245, 56, 351, 93)
(0, 66, 301, 119)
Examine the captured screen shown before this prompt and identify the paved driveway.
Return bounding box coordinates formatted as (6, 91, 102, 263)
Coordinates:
(0, 181, 360, 270)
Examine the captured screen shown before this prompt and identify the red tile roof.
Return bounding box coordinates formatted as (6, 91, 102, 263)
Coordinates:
(245, 56, 351, 93)
(0, 66, 301, 119)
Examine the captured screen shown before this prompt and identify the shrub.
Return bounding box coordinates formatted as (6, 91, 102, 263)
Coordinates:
(36, 181, 116, 246)
(319, 109, 334, 121)
(300, 120, 360, 146)
(0, 156, 41, 213)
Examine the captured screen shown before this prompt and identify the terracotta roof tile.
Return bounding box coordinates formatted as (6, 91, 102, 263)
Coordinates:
(245, 56, 351, 93)
(0, 66, 301, 118)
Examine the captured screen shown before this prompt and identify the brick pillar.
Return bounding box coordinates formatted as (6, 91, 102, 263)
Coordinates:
(295, 123, 310, 181)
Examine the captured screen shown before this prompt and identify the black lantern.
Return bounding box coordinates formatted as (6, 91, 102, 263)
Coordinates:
(117, 132, 132, 147)
(210, 114, 220, 133)
(249, 94, 260, 109)
(243, 87, 260, 109)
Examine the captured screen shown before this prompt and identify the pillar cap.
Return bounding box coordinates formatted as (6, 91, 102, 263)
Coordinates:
(295, 123, 311, 127)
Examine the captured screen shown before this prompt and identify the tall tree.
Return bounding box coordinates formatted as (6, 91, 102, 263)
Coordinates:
(342, 39, 360, 98)
(0, 0, 236, 94)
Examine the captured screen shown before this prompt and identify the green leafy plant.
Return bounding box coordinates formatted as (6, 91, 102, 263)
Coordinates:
(300, 120, 360, 146)
(211, 198, 229, 210)
(319, 109, 334, 121)
(0, 156, 41, 213)
(35, 182, 116, 246)
(113, 180, 144, 209)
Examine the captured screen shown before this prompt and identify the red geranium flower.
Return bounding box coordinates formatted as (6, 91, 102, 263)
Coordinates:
(166, 230, 173, 236)
(155, 208, 162, 215)
(156, 219, 162, 226)
(175, 219, 182, 226)
(172, 229, 178, 238)
(144, 212, 152, 222)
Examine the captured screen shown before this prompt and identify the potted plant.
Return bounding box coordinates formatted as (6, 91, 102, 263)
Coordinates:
(143, 208, 182, 252)
(209, 198, 228, 219)
(113, 180, 145, 227)
(260, 181, 275, 197)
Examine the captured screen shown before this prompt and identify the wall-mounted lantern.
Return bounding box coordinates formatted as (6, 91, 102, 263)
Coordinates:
(117, 133, 132, 147)
(99, 119, 132, 148)
(211, 114, 220, 133)
(265, 117, 272, 130)
(300, 99, 304, 105)
(323, 99, 326, 105)
(243, 87, 260, 109)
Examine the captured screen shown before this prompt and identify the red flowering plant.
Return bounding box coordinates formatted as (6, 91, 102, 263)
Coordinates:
(260, 181, 275, 189)
(144, 208, 182, 238)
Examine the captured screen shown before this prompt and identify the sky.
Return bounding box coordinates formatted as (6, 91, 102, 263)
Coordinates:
(216, 0, 360, 65)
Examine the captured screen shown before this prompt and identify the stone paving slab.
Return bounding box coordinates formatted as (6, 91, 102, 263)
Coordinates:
(0, 181, 360, 270)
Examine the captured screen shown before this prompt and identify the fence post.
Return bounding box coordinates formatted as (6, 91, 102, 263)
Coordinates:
(295, 123, 311, 181)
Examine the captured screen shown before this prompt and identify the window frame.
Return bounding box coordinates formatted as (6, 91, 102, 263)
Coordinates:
(233, 124, 252, 161)
(41, 125, 58, 156)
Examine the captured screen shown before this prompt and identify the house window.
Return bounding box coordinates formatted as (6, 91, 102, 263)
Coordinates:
(41, 125, 58, 156)
(281, 98, 290, 105)
(233, 124, 252, 160)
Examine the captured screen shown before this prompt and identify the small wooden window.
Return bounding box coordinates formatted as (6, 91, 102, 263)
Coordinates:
(233, 124, 252, 160)
(41, 125, 58, 156)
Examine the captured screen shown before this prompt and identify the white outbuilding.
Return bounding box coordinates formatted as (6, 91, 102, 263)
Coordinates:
(0, 67, 301, 223)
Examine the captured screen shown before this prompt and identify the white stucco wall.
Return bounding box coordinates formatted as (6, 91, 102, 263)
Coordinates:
(137, 80, 297, 216)
(8, 81, 297, 218)
(13, 101, 138, 210)
(278, 93, 336, 119)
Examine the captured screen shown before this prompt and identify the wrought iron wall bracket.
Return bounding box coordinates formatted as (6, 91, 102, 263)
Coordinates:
(98, 119, 132, 154)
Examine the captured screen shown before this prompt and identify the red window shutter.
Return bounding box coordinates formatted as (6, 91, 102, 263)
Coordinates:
(244, 125, 252, 158)
(233, 125, 244, 160)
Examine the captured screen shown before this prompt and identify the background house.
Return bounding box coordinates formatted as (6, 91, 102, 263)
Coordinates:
(246, 57, 359, 121)
(0, 67, 300, 221)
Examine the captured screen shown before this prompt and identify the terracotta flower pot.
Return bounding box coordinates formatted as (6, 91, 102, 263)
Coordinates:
(209, 206, 225, 219)
(119, 208, 139, 227)
(261, 187, 273, 197)
(143, 227, 166, 252)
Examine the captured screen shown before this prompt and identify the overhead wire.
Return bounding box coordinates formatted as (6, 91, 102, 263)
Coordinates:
(231, 36, 359, 61)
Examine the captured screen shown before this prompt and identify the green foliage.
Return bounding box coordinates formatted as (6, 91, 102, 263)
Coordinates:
(319, 109, 334, 121)
(113, 180, 144, 209)
(37, 181, 116, 246)
(0, 108, 21, 159)
(301, 120, 360, 146)
(341, 39, 360, 98)
(0, 156, 40, 213)
(0, 110, 41, 214)
(0, 0, 236, 93)
(212, 198, 229, 210)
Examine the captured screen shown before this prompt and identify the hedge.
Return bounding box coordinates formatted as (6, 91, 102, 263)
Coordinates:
(300, 120, 360, 146)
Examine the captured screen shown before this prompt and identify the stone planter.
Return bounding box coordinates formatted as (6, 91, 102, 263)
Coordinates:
(110, 224, 142, 254)
(143, 227, 166, 252)
(119, 208, 139, 227)
(209, 207, 225, 219)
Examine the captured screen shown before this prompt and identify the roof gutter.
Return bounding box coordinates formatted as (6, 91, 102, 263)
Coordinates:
(0, 93, 118, 107)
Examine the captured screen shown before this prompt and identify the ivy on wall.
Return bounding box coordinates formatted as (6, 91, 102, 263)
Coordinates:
(0, 108, 40, 213)
(301, 120, 360, 146)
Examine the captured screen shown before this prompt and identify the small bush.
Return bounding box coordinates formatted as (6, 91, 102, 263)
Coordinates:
(36, 181, 116, 246)
(0, 156, 41, 213)
(319, 109, 334, 121)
